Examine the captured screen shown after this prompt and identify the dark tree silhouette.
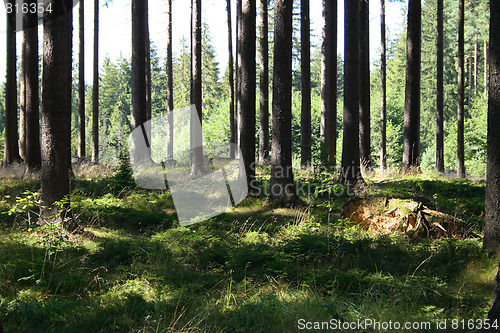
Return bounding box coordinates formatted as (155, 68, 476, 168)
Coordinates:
(436, 0, 444, 172)
(20, 33, 26, 161)
(300, 0, 311, 169)
(259, 0, 269, 165)
(320, 0, 337, 168)
(145, 0, 152, 123)
(341, 0, 363, 185)
(457, 0, 465, 178)
(238, 0, 256, 191)
(78, 0, 86, 160)
(227, 0, 236, 159)
(92, 0, 99, 163)
(190, 0, 203, 176)
(4, 0, 22, 166)
(359, 0, 371, 172)
(380, 0, 387, 171)
(167, 0, 174, 160)
(24, 3, 41, 171)
(402, 0, 421, 171)
(41, 0, 73, 217)
(270, 0, 297, 205)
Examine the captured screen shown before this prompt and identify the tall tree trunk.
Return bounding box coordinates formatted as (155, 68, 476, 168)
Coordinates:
(483, 0, 500, 253)
(270, 0, 297, 205)
(402, 0, 421, 171)
(235, 0, 241, 157)
(41, 0, 73, 217)
(468, 52, 473, 110)
(457, 0, 465, 178)
(78, 0, 86, 160)
(320, 0, 337, 168)
(475, 35, 478, 95)
(380, 0, 387, 171)
(167, 0, 174, 160)
(300, 0, 311, 169)
(4, 0, 22, 166)
(191, 0, 203, 176)
(25, 4, 41, 171)
(92, 0, 99, 163)
(483, 1, 500, 325)
(145, 0, 152, 122)
(485, 40, 488, 95)
(259, 0, 269, 165)
(436, 0, 444, 172)
(359, 0, 371, 172)
(20, 33, 26, 161)
(131, 0, 148, 165)
(227, 0, 236, 159)
(238, 0, 256, 191)
(341, 0, 363, 185)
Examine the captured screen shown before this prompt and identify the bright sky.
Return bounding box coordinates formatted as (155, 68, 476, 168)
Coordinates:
(0, 0, 406, 85)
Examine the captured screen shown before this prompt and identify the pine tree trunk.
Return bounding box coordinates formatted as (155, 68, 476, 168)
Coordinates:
(320, 0, 337, 168)
(436, 0, 444, 173)
(4, 0, 22, 166)
(227, 0, 235, 159)
(20, 33, 27, 162)
(41, 0, 73, 217)
(92, 0, 99, 163)
(238, 0, 256, 191)
(145, 0, 151, 122)
(190, 0, 203, 176)
(235, 0, 241, 157)
(270, 0, 297, 206)
(483, 0, 500, 253)
(25, 4, 41, 171)
(300, 0, 311, 169)
(359, 0, 371, 172)
(259, 0, 269, 165)
(485, 40, 488, 95)
(475, 35, 478, 95)
(341, 0, 363, 185)
(380, 0, 387, 171)
(167, 0, 174, 160)
(468, 52, 473, 110)
(78, 0, 86, 160)
(457, 0, 465, 179)
(402, 0, 421, 171)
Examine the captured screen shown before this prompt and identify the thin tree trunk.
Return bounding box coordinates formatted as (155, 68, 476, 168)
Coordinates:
(78, 0, 85, 160)
(475, 35, 478, 95)
(167, 0, 174, 160)
(145, 0, 151, 122)
(270, 0, 297, 205)
(259, 0, 269, 165)
(468, 52, 473, 110)
(485, 40, 488, 95)
(380, 0, 387, 171)
(92, 0, 99, 163)
(25, 4, 41, 171)
(238, 0, 256, 191)
(300, 0, 311, 169)
(436, 0, 444, 172)
(341, 0, 363, 185)
(359, 0, 371, 172)
(235, 0, 241, 157)
(227, 0, 236, 159)
(41, 0, 73, 217)
(320, 0, 337, 168)
(4, 0, 22, 166)
(402, 0, 421, 171)
(457, 0, 465, 178)
(190, 0, 203, 176)
(20, 32, 26, 161)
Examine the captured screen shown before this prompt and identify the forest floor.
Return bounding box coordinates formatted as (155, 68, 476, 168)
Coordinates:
(0, 164, 496, 332)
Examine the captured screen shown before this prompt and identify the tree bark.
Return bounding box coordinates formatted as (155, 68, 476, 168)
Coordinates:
(359, 0, 371, 172)
(485, 40, 488, 96)
(238, 0, 256, 191)
(475, 35, 478, 95)
(167, 0, 174, 160)
(380, 0, 387, 171)
(402, 0, 421, 171)
(483, 0, 500, 253)
(4, 0, 22, 166)
(190, 0, 203, 176)
(20, 32, 26, 161)
(145, 0, 152, 122)
(341, 0, 363, 185)
(25, 4, 41, 171)
(92, 0, 99, 163)
(41, 0, 73, 217)
(270, 0, 297, 205)
(457, 0, 465, 179)
(235, 0, 241, 157)
(78, 0, 86, 160)
(320, 0, 337, 168)
(300, 0, 311, 169)
(436, 0, 444, 173)
(227, 0, 236, 159)
(259, 0, 269, 165)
